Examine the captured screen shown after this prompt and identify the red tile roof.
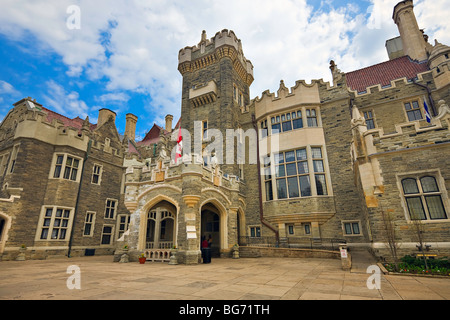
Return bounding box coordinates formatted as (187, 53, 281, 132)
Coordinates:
(41, 106, 97, 131)
(346, 56, 429, 93)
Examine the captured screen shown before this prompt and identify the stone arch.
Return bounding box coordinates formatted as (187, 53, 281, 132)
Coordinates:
(137, 193, 180, 251)
(0, 212, 11, 255)
(199, 197, 228, 254)
(237, 206, 246, 244)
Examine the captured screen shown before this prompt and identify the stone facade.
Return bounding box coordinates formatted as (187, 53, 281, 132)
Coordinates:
(1, 0, 449, 264)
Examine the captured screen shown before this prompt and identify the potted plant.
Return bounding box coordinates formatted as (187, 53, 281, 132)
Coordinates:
(138, 253, 146, 264)
(232, 244, 239, 259)
(16, 244, 27, 261)
(123, 245, 128, 252)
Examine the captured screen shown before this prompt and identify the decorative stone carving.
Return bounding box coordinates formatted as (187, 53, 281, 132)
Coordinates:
(434, 100, 450, 121)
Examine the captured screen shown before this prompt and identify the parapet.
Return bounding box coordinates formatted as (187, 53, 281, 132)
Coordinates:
(178, 29, 254, 83)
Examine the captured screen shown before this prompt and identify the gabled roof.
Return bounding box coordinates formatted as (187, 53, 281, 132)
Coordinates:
(41, 106, 97, 131)
(137, 124, 168, 146)
(346, 56, 430, 93)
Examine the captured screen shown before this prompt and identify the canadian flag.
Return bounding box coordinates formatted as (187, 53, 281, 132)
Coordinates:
(175, 126, 182, 162)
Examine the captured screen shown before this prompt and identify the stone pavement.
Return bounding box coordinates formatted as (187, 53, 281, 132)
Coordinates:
(1, 254, 450, 301)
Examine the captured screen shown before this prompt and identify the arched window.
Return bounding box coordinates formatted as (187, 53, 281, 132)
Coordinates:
(401, 176, 447, 220)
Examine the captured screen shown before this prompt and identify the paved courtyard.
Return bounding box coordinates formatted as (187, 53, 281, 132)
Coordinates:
(1, 254, 450, 301)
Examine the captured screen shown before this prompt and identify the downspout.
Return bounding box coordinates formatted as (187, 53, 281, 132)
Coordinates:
(68, 139, 92, 258)
(411, 78, 437, 116)
(251, 114, 279, 244)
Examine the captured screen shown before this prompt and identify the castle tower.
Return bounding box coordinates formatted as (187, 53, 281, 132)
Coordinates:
(177, 29, 254, 175)
(392, 0, 428, 61)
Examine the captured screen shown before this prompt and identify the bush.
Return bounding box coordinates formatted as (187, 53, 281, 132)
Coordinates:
(384, 255, 450, 276)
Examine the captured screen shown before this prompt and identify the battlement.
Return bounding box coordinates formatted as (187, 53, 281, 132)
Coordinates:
(8, 104, 123, 158)
(249, 79, 330, 118)
(178, 29, 254, 83)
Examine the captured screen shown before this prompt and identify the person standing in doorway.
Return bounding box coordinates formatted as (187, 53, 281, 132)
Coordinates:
(208, 234, 212, 248)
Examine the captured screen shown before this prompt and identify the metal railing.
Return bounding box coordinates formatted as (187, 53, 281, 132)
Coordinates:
(238, 236, 346, 251)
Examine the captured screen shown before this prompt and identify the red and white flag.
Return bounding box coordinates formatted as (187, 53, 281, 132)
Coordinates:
(175, 126, 182, 162)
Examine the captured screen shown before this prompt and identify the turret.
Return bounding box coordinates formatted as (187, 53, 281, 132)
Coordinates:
(392, 0, 428, 61)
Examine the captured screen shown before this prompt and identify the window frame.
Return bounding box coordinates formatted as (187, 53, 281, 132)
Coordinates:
(403, 99, 423, 122)
(104, 198, 118, 220)
(342, 221, 362, 236)
(6, 144, 20, 175)
(83, 211, 96, 237)
(363, 110, 376, 130)
(268, 107, 320, 136)
(49, 153, 83, 182)
(35, 206, 74, 242)
(116, 214, 130, 240)
(264, 145, 330, 201)
(91, 163, 103, 185)
(249, 226, 261, 238)
(100, 224, 115, 245)
(398, 173, 449, 222)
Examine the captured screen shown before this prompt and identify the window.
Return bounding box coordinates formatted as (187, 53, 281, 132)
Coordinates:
(404, 101, 422, 121)
(281, 113, 292, 132)
(104, 199, 117, 219)
(287, 224, 294, 235)
(101, 225, 114, 245)
(83, 212, 96, 236)
(263, 155, 273, 201)
(270, 109, 311, 134)
(250, 226, 261, 238)
(202, 120, 208, 140)
(260, 120, 268, 138)
(52, 153, 82, 181)
(92, 164, 102, 184)
(292, 110, 303, 129)
(0, 153, 9, 176)
(306, 109, 318, 127)
(363, 110, 375, 130)
(343, 222, 361, 235)
(8, 145, 19, 174)
(304, 223, 311, 235)
(401, 176, 447, 220)
(312, 147, 328, 196)
(271, 116, 281, 134)
(117, 214, 130, 239)
(37, 207, 72, 241)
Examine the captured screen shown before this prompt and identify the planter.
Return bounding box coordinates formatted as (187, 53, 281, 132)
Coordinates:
(139, 257, 146, 264)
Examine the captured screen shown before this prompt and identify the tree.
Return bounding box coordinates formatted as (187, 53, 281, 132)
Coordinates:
(378, 195, 400, 271)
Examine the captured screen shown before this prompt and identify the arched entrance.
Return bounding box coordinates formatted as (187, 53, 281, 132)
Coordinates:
(0, 213, 10, 255)
(145, 200, 177, 250)
(200, 201, 226, 258)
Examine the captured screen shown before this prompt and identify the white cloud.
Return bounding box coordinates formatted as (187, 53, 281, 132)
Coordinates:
(42, 80, 89, 118)
(96, 92, 130, 103)
(0, 0, 449, 127)
(0, 80, 20, 96)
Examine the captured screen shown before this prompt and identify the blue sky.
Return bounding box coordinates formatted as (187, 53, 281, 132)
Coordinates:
(0, 0, 448, 140)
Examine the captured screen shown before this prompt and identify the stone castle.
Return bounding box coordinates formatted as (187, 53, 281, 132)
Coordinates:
(0, 0, 449, 264)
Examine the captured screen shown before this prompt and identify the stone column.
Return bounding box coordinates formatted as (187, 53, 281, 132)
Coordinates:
(181, 195, 201, 264)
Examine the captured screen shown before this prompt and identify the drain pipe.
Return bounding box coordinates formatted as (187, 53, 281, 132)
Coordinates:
(68, 139, 92, 258)
(251, 114, 279, 244)
(411, 78, 437, 116)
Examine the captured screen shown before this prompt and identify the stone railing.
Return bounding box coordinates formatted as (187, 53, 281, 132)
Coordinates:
(145, 241, 174, 249)
(144, 249, 171, 262)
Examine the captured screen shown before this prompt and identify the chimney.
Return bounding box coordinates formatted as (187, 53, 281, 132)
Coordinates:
(392, 0, 428, 61)
(97, 108, 116, 128)
(125, 113, 138, 141)
(165, 114, 173, 132)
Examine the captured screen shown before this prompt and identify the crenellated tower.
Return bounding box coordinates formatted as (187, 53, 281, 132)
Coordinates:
(177, 29, 254, 176)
